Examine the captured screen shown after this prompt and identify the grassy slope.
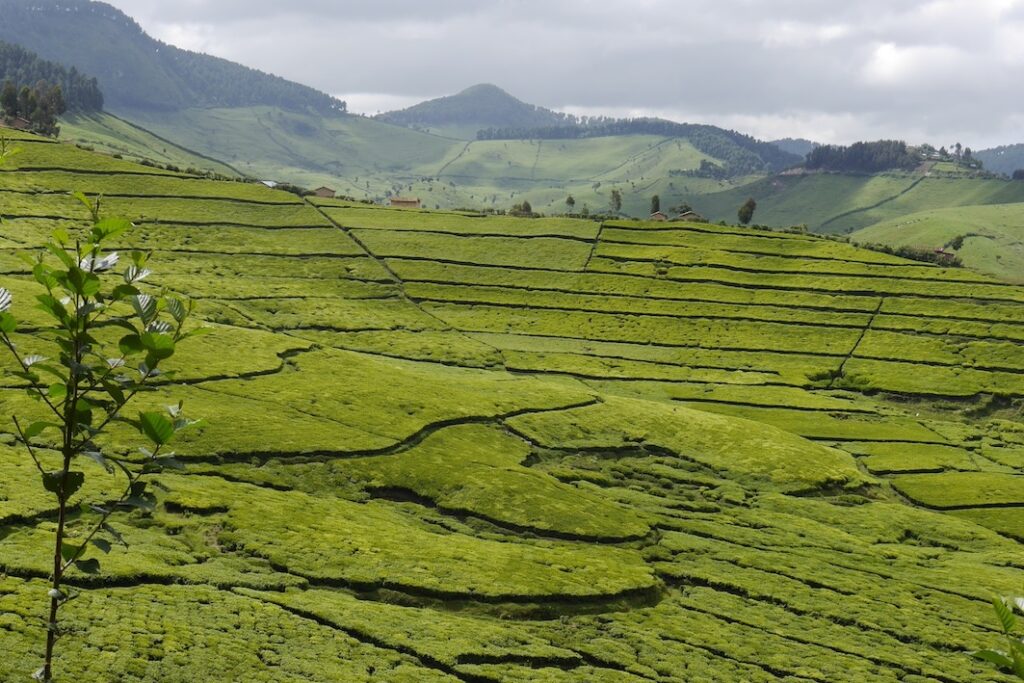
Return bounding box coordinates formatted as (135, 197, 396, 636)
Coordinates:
(0, 134, 1023, 681)
(695, 171, 1024, 233)
(853, 202, 1024, 282)
(59, 111, 240, 177)
(113, 106, 742, 213)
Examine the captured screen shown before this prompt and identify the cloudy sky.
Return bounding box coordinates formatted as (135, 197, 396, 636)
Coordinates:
(104, 0, 1024, 147)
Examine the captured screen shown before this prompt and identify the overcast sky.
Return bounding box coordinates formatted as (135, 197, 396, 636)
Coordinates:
(104, 0, 1024, 147)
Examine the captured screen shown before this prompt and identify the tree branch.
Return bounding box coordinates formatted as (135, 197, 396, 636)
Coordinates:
(11, 415, 47, 476)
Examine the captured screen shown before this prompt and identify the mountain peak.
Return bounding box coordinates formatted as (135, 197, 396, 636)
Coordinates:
(377, 84, 570, 133)
(456, 83, 514, 98)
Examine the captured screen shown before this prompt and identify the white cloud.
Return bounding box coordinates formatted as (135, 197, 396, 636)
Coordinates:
(340, 93, 436, 116)
(861, 42, 968, 87)
(100, 0, 1024, 147)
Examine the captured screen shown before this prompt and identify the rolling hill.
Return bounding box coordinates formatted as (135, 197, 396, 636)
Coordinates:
(59, 111, 241, 176)
(693, 170, 1024, 232)
(852, 202, 1024, 282)
(1, 130, 1024, 680)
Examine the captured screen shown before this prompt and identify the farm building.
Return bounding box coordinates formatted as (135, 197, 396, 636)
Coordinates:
(675, 210, 706, 222)
(313, 186, 336, 198)
(649, 211, 668, 221)
(390, 197, 422, 209)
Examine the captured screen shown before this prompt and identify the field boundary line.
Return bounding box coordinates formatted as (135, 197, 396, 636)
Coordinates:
(829, 297, 884, 389)
(304, 198, 509, 365)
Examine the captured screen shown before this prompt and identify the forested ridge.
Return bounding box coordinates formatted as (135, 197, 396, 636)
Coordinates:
(0, 0, 346, 114)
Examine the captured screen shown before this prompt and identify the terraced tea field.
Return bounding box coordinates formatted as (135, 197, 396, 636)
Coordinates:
(2, 130, 1024, 681)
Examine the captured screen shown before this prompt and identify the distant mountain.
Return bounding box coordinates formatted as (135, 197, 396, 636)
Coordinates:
(975, 144, 1024, 177)
(770, 138, 818, 158)
(0, 0, 345, 114)
(377, 83, 574, 131)
(383, 84, 800, 175)
(0, 40, 104, 111)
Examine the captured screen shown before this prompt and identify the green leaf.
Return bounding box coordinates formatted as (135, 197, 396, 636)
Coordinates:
(92, 217, 132, 242)
(47, 383, 67, 402)
(165, 297, 186, 324)
(74, 558, 101, 575)
(46, 242, 76, 269)
(24, 421, 59, 439)
(41, 470, 85, 498)
(71, 191, 95, 216)
(91, 538, 112, 554)
(973, 649, 1014, 670)
(139, 411, 175, 446)
(32, 263, 57, 288)
(110, 284, 140, 301)
(60, 541, 83, 562)
(51, 227, 70, 245)
(140, 332, 175, 361)
(131, 294, 157, 324)
(0, 311, 15, 334)
(74, 400, 94, 429)
(100, 379, 126, 405)
(65, 267, 101, 298)
(118, 333, 144, 355)
(995, 597, 1017, 634)
(35, 294, 69, 325)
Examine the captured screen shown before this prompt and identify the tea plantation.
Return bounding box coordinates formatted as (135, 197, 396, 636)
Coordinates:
(1, 130, 1024, 681)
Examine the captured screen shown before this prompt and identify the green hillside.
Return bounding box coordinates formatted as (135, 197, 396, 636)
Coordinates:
(853, 202, 1024, 282)
(695, 171, 1024, 232)
(0, 0, 345, 114)
(59, 111, 240, 176)
(114, 106, 744, 212)
(1, 130, 1024, 680)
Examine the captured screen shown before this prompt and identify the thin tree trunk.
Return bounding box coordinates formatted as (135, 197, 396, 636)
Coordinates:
(43, 455, 69, 682)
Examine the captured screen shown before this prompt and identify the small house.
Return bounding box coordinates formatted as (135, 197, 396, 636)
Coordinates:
(313, 186, 336, 198)
(674, 210, 706, 222)
(649, 211, 669, 222)
(390, 197, 422, 209)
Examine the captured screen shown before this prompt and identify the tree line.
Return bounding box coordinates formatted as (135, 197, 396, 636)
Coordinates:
(804, 140, 919, 173)
(0, 40, 103, 112)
